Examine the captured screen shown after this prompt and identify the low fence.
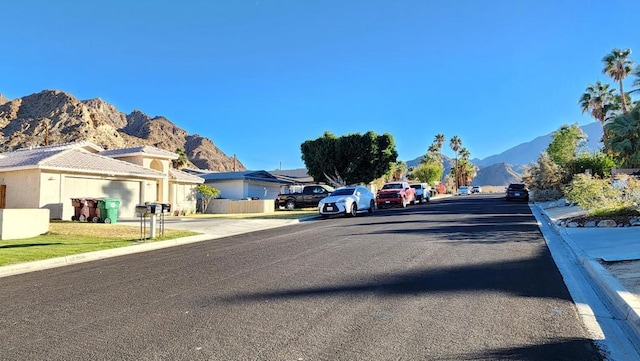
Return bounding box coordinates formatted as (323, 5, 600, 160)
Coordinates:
(207, 199, 275, 214)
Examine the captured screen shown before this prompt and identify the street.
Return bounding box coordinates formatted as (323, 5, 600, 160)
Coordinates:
(0, 194, 604, 360)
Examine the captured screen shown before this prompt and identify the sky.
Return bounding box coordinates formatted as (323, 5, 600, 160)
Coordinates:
(2, 0, 640, 170)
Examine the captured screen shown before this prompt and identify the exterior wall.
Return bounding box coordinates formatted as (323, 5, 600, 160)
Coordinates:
(205, 180, 245, 200)
(117, 155, 144, 167)
(246, 181, 282, 201)
(0, 169, 41, 208)
(205, 180, 283, 201)
(168, 182, 198, 215)
(207, 199, 275, 214)
(40, 172, 64, 219)
(0, 208, 49, 240)
(62, 175, 145, 220)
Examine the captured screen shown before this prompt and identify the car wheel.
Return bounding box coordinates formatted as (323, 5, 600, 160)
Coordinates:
(285, 201, 296, 210)
(349, 204, 357, 217)
(368, 200, 375, 214)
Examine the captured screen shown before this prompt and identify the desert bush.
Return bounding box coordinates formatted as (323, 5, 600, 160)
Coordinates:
(523, 152, 565, 201)
(530, 188, 564, 202)
(564, 173, 639, 214)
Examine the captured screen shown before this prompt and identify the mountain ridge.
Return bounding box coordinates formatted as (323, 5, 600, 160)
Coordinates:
(0, 90, 245, 172)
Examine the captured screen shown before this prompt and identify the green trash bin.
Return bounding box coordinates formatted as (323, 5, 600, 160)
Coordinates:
(97, 198, 121, 224)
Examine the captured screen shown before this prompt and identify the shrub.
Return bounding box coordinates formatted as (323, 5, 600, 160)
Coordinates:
(564, 173, 639, 214)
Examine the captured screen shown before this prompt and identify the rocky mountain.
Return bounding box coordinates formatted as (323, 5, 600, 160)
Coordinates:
(472, 122, 603, 167)
(470, 163, 523, 186)
(0, 90, 245, 171)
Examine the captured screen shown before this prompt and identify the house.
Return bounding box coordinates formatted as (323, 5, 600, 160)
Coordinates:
(199, 170, 295, 201)
(0, 142, 203, 220)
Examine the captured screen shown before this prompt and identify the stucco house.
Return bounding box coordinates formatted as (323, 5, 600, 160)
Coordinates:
(199, 170, 295, 201)
(0, 141, 203, 220)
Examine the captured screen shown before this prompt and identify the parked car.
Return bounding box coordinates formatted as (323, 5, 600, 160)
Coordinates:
(471, 186, 482, 194)
(318, 186, 376, 218)
(457, 186, 471, 195)
(275, 184, 334, 210)
(376, 181, 416, 208)
(410, 183, 431, 203)
(506, 183, 529, 201)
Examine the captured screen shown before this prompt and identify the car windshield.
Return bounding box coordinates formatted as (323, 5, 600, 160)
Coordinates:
(410, 185, 420, 189)
(382, 184, 402, 190)
(331, 188, 356, 196)
(508, 184, 526, 190)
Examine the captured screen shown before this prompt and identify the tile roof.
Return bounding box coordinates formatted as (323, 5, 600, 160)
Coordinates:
(169, 168, 204, 183)
(0, 142, 165, 178)
(99, 146, 178, 159)
(200, 170, 293, 184)
(43, 150, 165, 177)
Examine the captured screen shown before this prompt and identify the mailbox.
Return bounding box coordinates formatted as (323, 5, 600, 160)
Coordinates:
(147, 204, 161, 214)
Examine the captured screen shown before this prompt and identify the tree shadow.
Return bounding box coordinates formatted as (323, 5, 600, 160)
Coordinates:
(0, 243, 63, 249)
(459, 337, 604, 361)
(215, 248, 572, 304)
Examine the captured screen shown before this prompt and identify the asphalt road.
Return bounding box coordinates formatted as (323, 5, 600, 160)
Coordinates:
(0, 194, 604, 360)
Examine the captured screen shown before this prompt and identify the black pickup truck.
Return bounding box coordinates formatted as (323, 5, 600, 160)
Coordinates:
(275, 184, 335, 210)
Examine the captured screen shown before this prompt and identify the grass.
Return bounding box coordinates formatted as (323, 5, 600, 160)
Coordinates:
(0, 221, 198, 267)
(0, 210, 318, 267)
(587, 207, 640, 218)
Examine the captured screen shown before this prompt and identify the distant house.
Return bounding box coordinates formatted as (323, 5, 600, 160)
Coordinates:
(200, 170, 296, 201)
(0, 142, 203, 220)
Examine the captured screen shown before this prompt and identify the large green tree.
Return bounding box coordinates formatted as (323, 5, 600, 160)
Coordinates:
(300, 131, 397, 186)
(602, 48, 635, 114)
(412, 163, 443, 185)
(547, 124, 586, 168)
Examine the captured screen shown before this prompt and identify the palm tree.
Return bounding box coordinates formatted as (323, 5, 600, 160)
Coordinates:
(458, 147, 472, 186)
(605, 106, 640, 168)
(449, 135, 462, 189)
(579, 81, 617, 154)
(423, 143, 440, 164)
(434, 134, 445, 154)
(602, 48, 635, 114)
(393, 161, 407, 181)
(172, 148, 189, 169)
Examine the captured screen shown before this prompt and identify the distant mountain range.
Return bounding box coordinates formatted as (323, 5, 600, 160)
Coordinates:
(408, 122, 603, 186)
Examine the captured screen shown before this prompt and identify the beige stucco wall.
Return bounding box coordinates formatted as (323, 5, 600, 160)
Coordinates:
(0, 169, 41, 208)
(0, 208, 49, 240)
(168, 183, 198, 215)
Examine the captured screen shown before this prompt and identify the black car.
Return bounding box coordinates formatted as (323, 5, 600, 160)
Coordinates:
(506, 183, 529, 201)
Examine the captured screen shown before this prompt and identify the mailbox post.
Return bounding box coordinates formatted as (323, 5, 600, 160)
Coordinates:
(147, 204, 161, 238)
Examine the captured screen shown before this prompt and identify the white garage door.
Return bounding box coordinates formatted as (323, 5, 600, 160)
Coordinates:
(63, 177, 143, 221)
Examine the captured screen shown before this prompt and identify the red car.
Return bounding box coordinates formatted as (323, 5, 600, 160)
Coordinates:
(376, 181, 416, 208)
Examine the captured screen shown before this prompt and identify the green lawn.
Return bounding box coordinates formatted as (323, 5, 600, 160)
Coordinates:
(0, 210, 318, 267)
(0, 221, 198, 266)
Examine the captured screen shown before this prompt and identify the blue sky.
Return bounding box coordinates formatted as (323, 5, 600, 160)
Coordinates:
(2, 1, 640, 170)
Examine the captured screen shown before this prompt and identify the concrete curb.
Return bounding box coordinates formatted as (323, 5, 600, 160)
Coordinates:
(533, 202, 640, 343)
(0, 218, 304, 278)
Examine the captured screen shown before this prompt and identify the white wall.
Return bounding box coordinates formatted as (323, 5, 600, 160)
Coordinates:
(0, 169, 41, 208)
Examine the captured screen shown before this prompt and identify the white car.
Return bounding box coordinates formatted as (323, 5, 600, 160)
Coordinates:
(457, 186, 471, 195)
(410, 183, 431, 203)
(318, 185, 376, 218)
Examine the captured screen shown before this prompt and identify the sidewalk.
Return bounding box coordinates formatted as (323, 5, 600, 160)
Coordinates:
(532, 201, 640, 347)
